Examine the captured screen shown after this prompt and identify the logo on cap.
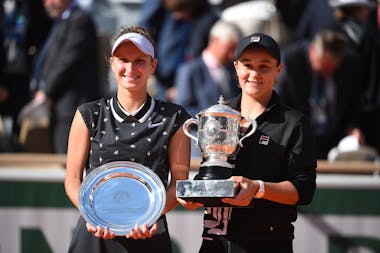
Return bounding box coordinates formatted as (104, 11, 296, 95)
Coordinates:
(251, 36, 260, 42)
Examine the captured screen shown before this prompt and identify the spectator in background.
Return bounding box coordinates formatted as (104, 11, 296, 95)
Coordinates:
(138, 0, 165, 40)
(357, 0, 378, 27)
(217, 0, 310, 47)
(328, 0, 380, 154)
(28, 0, 101, 153)
(276, 30, 364, 159)
(0, 3, 8, 150)
(295, 0, 337, 41)
(0, 0, 52, 150)
(139, 0, 218, 102)
(220, 1, 292, 47)
(173, 20, 242, 158)
(173, 20, 242, 117)
(275, 0, 310, 40)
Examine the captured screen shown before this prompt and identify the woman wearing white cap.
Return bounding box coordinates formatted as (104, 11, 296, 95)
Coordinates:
(178, 33, 317, 252)
(65, 25, 190, 252)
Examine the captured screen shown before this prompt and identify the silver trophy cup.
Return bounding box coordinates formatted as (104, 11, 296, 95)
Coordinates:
(176, 96, 257, 206)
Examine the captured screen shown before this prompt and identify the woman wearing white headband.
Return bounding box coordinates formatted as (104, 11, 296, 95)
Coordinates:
(65, 25, 191, 253)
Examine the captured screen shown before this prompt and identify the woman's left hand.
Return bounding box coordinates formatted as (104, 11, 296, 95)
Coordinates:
(126, 223, 158, 240)
(177, 197, 204, 210)
(86, 223, 116, 240)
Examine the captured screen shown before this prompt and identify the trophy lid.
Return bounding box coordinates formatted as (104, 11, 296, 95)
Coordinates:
(198, 96, 240, 117)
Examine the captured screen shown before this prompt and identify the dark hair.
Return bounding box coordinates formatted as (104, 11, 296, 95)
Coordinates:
(334, 5, 365, 20)
(164, 0, 210, 16)
(312, 30, 348, 61)
(114, 25, 157, 56)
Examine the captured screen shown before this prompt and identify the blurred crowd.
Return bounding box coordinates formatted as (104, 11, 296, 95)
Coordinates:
(0, 0, 379, 161)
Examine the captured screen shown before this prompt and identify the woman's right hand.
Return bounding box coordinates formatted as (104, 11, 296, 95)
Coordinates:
(86, 223, 116, 240)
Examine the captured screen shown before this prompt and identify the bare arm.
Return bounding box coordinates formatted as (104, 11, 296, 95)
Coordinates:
(64, 110, 90, 208)
(127, 124, 190, 239)
(262, 180, 299, 204)
(222, 177, 299, 206)
(65, 110, 119, 239)
(163, 125, 191, 214)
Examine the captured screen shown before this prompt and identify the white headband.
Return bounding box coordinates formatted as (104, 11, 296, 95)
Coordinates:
(111, 32, 155, 58)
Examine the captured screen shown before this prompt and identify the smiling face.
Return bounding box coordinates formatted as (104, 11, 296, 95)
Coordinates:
(234, 46, 282, 101)
(110, 41, 157, 93)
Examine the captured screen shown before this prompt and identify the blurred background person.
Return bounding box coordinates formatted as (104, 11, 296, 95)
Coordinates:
(328, 0, 380, 154)
(173, 20, 243, 117)
(27, 0, 101, 153)
(0, 0, 52, 151)
(0, 2, 8, 150)
(215, 0, 310, 37)
(139, 0, 218, 102)
(173, 19, 242, 159)
(295, 0, 337, 41)
(275, 0, 311, 40)
(208, 0, 312, 46)
(219, 0, 292, 47)
(276, 29, 364, 159)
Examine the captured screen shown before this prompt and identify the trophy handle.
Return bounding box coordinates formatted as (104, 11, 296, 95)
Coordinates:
(238, 117, 257, 147)
(182, 118, 199, 144)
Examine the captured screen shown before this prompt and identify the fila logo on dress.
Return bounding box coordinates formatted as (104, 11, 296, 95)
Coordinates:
(259, 135, 270, 145)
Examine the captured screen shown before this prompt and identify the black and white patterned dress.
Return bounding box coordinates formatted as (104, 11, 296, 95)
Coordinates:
(68, 94, 190, 253)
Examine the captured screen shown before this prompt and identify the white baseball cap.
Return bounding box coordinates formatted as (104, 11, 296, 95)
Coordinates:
(329, 0, 377, 8)
(111, 32, 155, 58)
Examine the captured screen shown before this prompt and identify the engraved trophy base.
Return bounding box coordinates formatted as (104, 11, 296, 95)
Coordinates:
(176, 165, 235, 207)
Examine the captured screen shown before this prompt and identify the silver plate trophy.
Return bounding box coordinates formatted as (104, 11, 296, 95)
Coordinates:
(79, 161, 166, 236)
(176, 96, 257, 206)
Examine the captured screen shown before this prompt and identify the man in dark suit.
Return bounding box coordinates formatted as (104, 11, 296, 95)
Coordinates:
(329, 0, 380, 154)
(173, 20, 242, 117)
(139, 0, 219, 102)
(30, 0, 101, 153)
(276, 30, 364, 159)
(173, 20, 242, 158)
(0, 0, 52, 149)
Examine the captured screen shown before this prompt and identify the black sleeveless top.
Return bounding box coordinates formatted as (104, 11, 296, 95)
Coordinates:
(78, 95, 190, 188)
